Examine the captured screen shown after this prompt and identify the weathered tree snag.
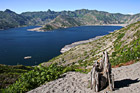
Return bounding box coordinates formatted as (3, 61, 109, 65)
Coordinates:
(91, 51, 114, 92)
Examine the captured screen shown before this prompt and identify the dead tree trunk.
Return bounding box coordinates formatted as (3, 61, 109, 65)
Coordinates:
(91, 51, 114, 92)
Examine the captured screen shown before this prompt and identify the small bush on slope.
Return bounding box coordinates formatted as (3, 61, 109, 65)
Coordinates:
(2, 63, 87, 93)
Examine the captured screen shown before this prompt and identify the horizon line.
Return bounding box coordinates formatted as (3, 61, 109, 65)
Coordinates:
(0, 8, 138, 15)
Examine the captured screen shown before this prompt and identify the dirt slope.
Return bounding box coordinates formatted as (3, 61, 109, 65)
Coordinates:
(28, 62, 140, 93)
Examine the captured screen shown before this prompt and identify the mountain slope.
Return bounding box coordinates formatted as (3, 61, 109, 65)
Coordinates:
(21, 9, 60, 25)
(41, 21, 140, 69)
(25, 9, 140, 31)
(0, 9, 28, 29)
(41, 15, 81, 30)
(1, 9, 140, 30)
(22, 9, 140, 25)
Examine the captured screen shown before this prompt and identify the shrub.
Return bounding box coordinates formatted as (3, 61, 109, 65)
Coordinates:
(112, 52, 116, 57)
(2, 64, 65, 93)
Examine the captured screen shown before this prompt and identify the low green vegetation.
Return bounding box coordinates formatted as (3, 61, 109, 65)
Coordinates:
(110, 21, 140, 66)
(111, 36, 140, 66)
(1, 63, 90, 93)
(0, 65, 33, 90)
(1, 64, 64, 92)
(42, 24, 55, 30)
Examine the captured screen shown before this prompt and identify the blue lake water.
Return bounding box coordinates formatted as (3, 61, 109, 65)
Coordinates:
(0, 26, 122, 66)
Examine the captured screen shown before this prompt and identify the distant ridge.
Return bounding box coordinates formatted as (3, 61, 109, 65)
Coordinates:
(1, 9, 140, 30)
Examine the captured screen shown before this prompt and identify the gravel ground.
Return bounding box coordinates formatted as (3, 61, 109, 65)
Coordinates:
(28, 62, 140, 93)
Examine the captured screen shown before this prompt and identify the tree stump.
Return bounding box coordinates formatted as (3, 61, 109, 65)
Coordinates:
(91, 51, 114, 92)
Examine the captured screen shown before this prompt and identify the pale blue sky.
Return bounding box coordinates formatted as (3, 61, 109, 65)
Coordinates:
(0, 0, 140, 14)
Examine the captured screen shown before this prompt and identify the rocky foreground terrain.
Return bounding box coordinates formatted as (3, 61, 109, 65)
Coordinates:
(28, 62, 140, 93)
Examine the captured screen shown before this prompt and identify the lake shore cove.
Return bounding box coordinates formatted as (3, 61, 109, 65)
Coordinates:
(2, 21, 140, 92)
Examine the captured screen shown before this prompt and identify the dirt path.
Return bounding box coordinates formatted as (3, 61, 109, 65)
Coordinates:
(28, 62, 140, 93)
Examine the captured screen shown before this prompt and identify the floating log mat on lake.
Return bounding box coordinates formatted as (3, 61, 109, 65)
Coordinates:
(91, 51, 114, 92)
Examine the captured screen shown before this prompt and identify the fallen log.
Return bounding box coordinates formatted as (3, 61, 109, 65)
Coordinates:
(91, 51, 114, 92)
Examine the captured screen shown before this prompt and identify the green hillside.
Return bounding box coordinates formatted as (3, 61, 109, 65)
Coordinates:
(41, 21, 140, 68)
(41, 15, 81, 30)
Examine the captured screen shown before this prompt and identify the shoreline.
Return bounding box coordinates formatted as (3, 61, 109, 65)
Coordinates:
(27, 24, 127, 32)
(60, 35, 103, 53)
(60, 24, 126, 53)
(101, 24, 127, 27)
(27, 27, 45, 32)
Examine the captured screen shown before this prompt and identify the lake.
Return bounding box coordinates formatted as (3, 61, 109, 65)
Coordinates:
(0, 26, 122, 66)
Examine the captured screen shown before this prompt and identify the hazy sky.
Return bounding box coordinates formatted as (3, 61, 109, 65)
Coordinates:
(0, 0, 140, 14)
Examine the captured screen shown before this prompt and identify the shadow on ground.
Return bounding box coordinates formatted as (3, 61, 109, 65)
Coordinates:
(114, 78, 140, 90)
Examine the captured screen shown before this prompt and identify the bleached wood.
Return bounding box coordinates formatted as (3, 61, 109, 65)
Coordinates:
(91, 51, 114, 92)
